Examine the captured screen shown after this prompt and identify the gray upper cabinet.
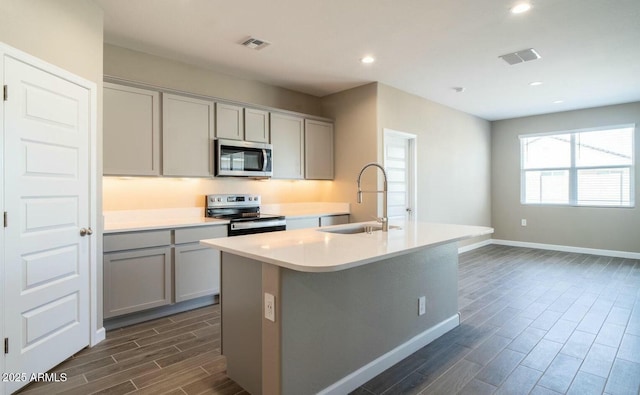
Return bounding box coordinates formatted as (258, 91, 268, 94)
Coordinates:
(217, 104, 270, 143)
(103, 83, 160, 176)
(215, 103, 244, 140)
(162, 93, 214, 177)
(244, 108, 270, 143)
(271, 113, 304, 179)
(304, 119, 334, 180)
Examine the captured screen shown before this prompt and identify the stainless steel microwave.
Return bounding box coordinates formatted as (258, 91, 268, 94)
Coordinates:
(215, 139, 273, 177)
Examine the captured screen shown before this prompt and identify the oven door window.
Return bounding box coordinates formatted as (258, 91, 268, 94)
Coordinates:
(220, 146, 264, 172)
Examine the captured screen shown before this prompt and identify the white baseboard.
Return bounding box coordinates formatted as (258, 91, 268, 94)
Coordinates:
(458, 238, 492, 254)
(491, 239, 640, 260)
(318, 314, 460, 395)
(91, 327, 106, 346)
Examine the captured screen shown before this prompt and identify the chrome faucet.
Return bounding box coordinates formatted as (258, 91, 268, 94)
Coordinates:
(357, 162, 389, 231)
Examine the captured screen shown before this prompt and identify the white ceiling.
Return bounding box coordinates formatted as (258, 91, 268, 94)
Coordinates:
(97, 0, 640, 121)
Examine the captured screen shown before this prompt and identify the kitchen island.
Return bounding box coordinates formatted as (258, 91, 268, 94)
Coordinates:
(201, 221, 493, 395)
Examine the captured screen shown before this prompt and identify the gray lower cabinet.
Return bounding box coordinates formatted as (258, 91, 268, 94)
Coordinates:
(104, 225, 226, 319)
(103, 229, 173, 318)
(104, 246, 172, 318)
(286, 217, 320, 230)
(319, 214, 350, 227)
(174, 226, 225, 303)
(286, 214, 350, 230)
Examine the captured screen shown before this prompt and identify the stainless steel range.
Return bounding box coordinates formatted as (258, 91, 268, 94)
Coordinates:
(205, 194, 286, 236)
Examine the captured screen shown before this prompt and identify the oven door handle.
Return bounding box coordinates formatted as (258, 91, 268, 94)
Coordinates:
(231, 219, 286, 230)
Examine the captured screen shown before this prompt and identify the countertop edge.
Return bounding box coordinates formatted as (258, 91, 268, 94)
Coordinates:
(200, 224, 494, 273)
(103, 218, 229, 234)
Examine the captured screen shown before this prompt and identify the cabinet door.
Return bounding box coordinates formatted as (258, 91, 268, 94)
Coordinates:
(286, 217, 320, 230)
(319, 215, 350, 227)
(271, 113, 304, 179)
(175, 244, 221, 302)
(104, 247, 172, 318)
(305, 119, 334, 180)
(216, 103, 244, 140)
(245, 108, 270, 143)
(103, 83, 160, 175)
(162, 93, 214, 177)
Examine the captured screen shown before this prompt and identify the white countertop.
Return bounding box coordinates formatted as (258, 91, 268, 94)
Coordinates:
(200, 221, 494, 273)
(103, 203, 350, 233)
(103, 208, 228, 233)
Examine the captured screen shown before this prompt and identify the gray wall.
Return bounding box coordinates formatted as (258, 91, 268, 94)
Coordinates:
(491, 102, 640, 253)
(104, 44, 323, 116)
(377, 84, 492, 226)
(321, 83, 380, 223)
(321, 83, 493, 238)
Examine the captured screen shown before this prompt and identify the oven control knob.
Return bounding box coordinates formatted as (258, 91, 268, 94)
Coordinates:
(248, 197, 253, 201)
(254, 196, 259, 201)
(216, 197, 222, 202)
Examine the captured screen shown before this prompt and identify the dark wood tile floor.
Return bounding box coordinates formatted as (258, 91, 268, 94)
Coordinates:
(17, 245, 640, 395)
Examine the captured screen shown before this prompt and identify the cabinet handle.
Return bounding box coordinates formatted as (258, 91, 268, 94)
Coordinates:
(80, 227, 93, 237)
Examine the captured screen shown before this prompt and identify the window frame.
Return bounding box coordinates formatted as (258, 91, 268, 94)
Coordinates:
(520, 124, 636, 208)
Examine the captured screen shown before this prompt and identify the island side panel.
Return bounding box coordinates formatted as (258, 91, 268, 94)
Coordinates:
(261, 262, 282, 395)
(279, 242, 459, 395)
(220, 252, 263, 395)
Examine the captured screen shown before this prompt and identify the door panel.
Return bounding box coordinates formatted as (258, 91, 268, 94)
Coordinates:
(384, 131, 416, 221)
(4, 56, 90, 392)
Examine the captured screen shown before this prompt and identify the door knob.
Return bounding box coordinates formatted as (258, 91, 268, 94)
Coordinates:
(80, 227, 93, 237)
(406, 208, 412, 212)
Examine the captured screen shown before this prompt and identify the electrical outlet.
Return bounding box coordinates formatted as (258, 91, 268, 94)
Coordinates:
(264, 293, 275, 322)
(418, 296, 426, 316)
(521, 219, 527, 227)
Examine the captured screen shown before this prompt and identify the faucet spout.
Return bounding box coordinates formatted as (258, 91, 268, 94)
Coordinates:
(356, 162, 389, 231)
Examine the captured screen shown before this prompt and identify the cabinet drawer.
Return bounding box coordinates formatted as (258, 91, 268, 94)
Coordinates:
(175, 225, 227, 244)
(104, 230, 171, 252)
(320, 215, 350, 227)
(286, 217, 320, 230)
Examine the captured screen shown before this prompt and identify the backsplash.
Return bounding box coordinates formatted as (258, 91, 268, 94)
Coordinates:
(103, 177, 337, 210)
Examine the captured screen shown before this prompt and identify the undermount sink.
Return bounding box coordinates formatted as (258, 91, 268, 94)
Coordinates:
(318, 224, 401, 234)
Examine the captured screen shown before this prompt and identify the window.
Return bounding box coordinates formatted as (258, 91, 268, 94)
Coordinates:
(520, 125, 635, 207)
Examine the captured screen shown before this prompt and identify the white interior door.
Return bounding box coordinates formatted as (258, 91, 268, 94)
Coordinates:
(3, 55, 90, 393)
(384, 130, 417, 221)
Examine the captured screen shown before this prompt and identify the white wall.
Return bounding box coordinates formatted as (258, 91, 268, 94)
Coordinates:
(492, 102, 640, 253)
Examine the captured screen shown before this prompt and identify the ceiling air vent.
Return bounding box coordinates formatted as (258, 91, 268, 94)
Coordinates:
(499, 48, 541, 65)
(240, 37, 271, 51)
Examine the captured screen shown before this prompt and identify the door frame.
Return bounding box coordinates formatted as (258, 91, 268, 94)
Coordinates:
(0, 42, 103, 389)
(383, 128, 418, 220)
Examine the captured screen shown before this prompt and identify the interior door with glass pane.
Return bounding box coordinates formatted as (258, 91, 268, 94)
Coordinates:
(384, 131, 416, 221)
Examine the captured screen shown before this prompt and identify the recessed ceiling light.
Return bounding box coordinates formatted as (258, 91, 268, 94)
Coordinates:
(553, 100, 564, 104)
(361, 56, 375, 64)
(511, 3, 531, 14)
(452, 87, 466, 93)
(529, 81, 543, 86)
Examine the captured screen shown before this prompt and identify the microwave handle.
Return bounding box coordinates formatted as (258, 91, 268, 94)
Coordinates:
(262, 149, 268, 171)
